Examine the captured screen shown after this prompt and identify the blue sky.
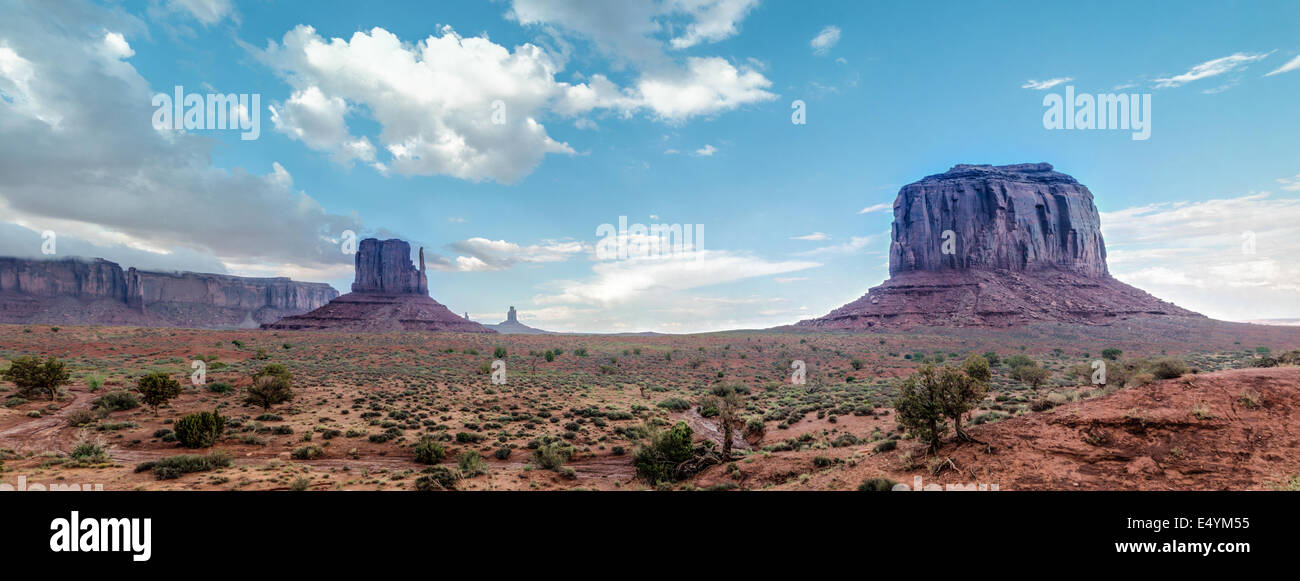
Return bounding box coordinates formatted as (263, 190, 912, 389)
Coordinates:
(1, 0, 1298, 331)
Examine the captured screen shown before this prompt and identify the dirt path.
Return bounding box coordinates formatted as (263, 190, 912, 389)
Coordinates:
(0, 387, 92, 455)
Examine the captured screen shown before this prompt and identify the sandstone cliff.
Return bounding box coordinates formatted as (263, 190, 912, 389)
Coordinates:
(798, 163, 1201, 329)
(0, 256, 337, 328)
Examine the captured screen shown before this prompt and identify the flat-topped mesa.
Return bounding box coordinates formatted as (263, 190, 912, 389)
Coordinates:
(351, 238, 429, 295)
(795, 163, 1201, 330)
(890, 162, 1107, 278)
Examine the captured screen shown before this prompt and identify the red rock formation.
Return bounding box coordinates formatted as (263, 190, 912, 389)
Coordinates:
(798, 163, 1201, 329)
(0, 256, 337, 328)
(266, 238, 492, 333)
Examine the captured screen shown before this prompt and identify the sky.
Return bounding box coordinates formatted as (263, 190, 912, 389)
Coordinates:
(0, 0, 1298, 332)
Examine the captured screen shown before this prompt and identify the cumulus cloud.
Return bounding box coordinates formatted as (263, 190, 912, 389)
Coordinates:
(259, 25, 577, 184)
(1101, 191, 1300, 320)
(0, 2, 358, 281)
(668, 0, 761, 49)
(1152, 52, 1272, 88)
(810, 25, 841, 55)
(257, 23, 772, 182)
(1021, 77, 1073, 90)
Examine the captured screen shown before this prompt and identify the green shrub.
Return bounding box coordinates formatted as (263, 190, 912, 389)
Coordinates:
(246, 364, 293, 410)
(138, 451, 233, 480)
(656, 397, 691, 411)
(414, 466, 459, 490)
(94, 390, 139, 412)
(291, 445, 323, 460)
(633, 421, 695, 483)
(857, 477, 898, 491)
(413, 438, 446, 464)
(458, 450, 488, 477)
(531, 441, 574, 471)
(173, 410, 226, 448)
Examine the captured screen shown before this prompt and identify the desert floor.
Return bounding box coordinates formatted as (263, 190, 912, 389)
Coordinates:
(1, 317, 1298, 491)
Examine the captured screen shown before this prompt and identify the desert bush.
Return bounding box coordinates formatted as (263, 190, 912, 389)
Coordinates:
(1102, 348, 1123, 361)
(68, 433, 110, 465)
(458, 450, 488, 477)
(246, 364, 293, 410)
(633, 421, 695, 483)
(94, 390, 139, 412)
(531, 440, 574, 471)
(291, 445, 323, 460)
(1150, 358, 1188, 380)
(857, 477, 897, 491)
(656, 397, 690, 411)
(413, 437, 446, 464)
(173, 410, 226, 448)
(66, 408, 98, 427)
(139, 451, 233, 480)
(414, 466, 459, 491)
(3, 356, 70, 400)
(205, 382, 233, 394)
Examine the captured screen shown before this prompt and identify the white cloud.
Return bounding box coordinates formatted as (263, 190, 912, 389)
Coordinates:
(795, 235, 882, 257)
(789, 232, 829, 241)
(164, 0, 236, 26)
(0, 4, 359, 280)
(1021, 77, 1073, 90)
(810, 25, 841, 55)
(1153, 52, 1272, 88)
(102, 32, 134, 59)
(857, 202, 891, 214)
(1275, 174, 1300, 191)
(270, 86, 375, 165)
(1266, 54, 1300, 77)
(259, 24, 772, 182)
(537, 250, 819, 306)
(442, 237, 587, 271)
(694, 144, 717, 156)
(774, 276, 807, 283)
(668, 0, 760, 49)
(633, 56, 775, 121)
(1101, 191, 1300, 319)
(260, 25, 577, 184)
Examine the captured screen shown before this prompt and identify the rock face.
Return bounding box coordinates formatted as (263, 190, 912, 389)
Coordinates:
(798, 163, 1201, 329)
(0, 256, 337, 327)
(266, 238, 493, 333)
(351, 238, 429, 294)
(486, 306, 553, 334)
(889, 163, 1107, 278)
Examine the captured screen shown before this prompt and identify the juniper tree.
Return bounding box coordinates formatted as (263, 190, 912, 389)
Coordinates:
(138, 372, 182, 414)
(2, 355, 70, 400)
